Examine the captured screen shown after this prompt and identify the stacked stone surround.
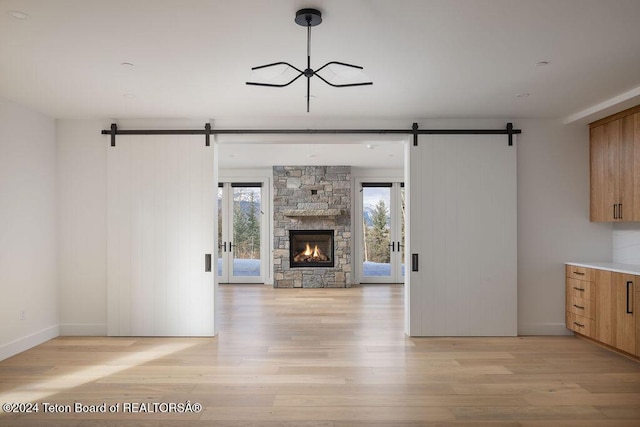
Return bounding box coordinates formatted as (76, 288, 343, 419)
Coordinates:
(273, 166, 351, 288)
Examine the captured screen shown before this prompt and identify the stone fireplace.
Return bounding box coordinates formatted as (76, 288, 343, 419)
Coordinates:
(273, 166, 351, 288)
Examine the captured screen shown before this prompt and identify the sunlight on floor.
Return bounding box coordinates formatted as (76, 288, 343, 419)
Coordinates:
(0, 341, 197, 410)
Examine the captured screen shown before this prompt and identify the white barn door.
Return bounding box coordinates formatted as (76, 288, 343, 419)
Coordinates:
(406, 134, 517, 336)
(107, 135, 215, 336)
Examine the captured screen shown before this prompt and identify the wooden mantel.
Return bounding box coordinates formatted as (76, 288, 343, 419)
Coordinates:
(283, 209, 345, 217)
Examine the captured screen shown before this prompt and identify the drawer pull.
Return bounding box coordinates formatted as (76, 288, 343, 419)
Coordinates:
(573, 321, 585, 328)
(573, 287, 585, 291)
(573, 271, 585, 276)
(573, 304, 585, 310)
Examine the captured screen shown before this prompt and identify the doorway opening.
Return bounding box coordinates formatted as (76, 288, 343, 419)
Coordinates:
(356, 182, 405, 284)
(218, 182, 266, 283)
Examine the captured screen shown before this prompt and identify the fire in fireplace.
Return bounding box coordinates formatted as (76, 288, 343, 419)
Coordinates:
(289, 230, 334, 268)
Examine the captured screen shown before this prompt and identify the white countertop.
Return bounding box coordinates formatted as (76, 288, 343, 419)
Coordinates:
(566, 262, 640, 275)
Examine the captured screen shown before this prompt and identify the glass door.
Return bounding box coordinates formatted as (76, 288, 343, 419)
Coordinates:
(218, 183, 264, 283)
(358, 182, 404, 283)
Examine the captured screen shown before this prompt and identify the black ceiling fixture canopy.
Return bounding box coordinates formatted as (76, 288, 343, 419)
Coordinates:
(294, 8, 322, 26)
(246, 8, 373, 112)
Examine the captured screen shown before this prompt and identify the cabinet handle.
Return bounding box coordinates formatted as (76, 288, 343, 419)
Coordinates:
(573, 321, 585, 328)
(573, 304, 585, 310)
(573, 271, 585, 276)
(389, 242, 395, 252)
(205, 254, 212, 272)
(613, 204, 618, 219)
(627, 281, 633, 314)
(619, 203, 623, 219)
(573, 286, 585, 291)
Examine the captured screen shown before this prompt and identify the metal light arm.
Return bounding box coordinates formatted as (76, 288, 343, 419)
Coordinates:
(246, 72, 304, 88)
(251, 61, 303, 73)
(315, 62, 373, 87)
(315, 61, 363, 73)
(246, 61, 304, 87)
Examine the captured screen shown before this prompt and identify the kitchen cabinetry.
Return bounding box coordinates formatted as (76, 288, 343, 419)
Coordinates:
(566, 263, 639, 357)
(637, 290, 640, 357)
(565, 265, 596, 339)
(614, 274, 635, 355)
(596, 271, 635, 354)
(590, 107, 640, 222)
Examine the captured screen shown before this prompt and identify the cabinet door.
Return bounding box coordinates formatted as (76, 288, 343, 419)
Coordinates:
(636, 113, 640, 221)
(595, 269, 613, 344)
(590, 121, 620, 221)
(636, 288, 640, 357)
(614, 273, 636, 354)
(619, 114, 637, 221)
(595, 271, 637, 354)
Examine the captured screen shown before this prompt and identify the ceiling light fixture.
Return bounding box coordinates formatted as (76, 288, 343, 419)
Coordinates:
(515, 92, 530, 98)
(8, 10, 29, 20)
(246, 8, 373, 113)
(535, 61, 550, 66)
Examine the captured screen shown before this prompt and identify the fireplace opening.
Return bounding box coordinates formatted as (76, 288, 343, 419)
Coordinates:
(289, 230, 334, 268)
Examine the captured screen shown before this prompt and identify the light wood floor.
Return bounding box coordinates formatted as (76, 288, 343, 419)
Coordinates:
(1, 285, 640, 426)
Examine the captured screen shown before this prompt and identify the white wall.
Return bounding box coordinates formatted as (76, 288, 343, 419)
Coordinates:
(0, 98, 58, 360)
(57, 120, 108, 335)
(516, 119, 612, 334)
(56, 118, 612, 336)
(613, 223, 640, 265)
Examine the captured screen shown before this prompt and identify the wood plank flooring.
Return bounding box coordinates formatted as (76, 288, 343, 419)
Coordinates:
(1, 284, 640, 426)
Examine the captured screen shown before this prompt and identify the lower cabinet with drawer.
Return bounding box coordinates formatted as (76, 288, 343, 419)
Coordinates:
(566, 264, 638, 357)
(566, 312, 595, 337)
(596, 271, 636, 355)
(565, 265, 597, 340)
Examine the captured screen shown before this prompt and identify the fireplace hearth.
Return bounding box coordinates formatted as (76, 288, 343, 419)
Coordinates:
(289, 230, 334, 268)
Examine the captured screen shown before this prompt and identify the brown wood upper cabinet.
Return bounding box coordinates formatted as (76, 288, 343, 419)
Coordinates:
(590, 107, 640, 222)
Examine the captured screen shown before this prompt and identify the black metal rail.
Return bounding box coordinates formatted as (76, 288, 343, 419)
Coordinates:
(102, 122, 521, 147)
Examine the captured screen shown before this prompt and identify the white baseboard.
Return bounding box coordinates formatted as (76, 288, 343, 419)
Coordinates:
(518, 322, 573, 336)
(59, 323, 107, 336)
(0, 325, 59, 362)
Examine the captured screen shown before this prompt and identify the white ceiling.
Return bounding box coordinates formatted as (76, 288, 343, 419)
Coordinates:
(2, 0, 640, 167)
